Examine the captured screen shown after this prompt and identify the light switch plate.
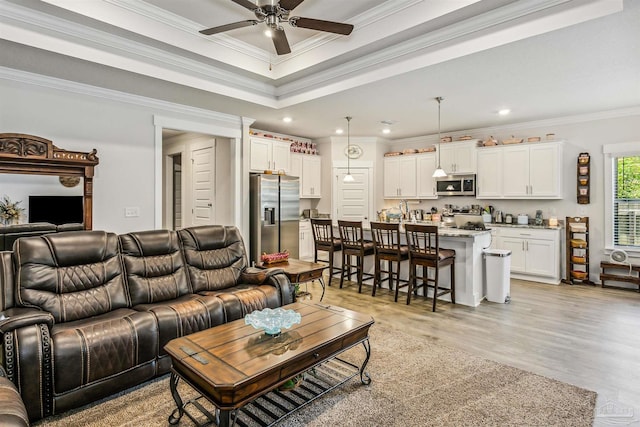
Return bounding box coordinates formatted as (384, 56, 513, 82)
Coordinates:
(125, 207, 140, 217)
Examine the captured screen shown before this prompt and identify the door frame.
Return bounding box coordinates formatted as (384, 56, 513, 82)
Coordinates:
(331, 161, 375, 223)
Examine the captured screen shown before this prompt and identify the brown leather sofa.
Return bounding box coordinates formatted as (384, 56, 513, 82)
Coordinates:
(0, 222, 84, 251)
(0, 366, 29, 427)
(0, 225, 295, 423)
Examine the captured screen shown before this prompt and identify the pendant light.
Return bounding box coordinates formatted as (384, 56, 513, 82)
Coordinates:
(343, 116, 355, 182)
(432, 96, 447, 178)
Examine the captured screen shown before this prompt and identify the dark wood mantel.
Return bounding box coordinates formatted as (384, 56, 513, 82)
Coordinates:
(0, 133, 99, 229)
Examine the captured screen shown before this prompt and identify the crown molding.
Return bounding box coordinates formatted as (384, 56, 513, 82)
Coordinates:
(0, 66, 243, 127)
(392, 106, 640, 145)
(275, 0, 611, 99)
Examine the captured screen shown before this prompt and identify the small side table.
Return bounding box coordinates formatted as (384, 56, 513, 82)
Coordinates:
(257, 258, 328, 301)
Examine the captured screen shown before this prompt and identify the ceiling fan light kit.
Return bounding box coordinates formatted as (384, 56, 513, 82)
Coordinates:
(201, 0, 354, 55)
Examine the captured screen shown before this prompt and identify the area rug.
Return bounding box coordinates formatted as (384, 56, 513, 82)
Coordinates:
(34, 325, 596, 426)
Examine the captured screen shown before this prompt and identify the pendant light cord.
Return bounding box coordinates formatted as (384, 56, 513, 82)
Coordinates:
(436, 96, 443, 168)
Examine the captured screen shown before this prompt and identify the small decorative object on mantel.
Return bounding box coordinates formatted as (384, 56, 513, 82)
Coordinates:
(59, 176, 81, 188)
(417, 146, 436, 153)
(457, 135, 473, 141)
(440, 136, 452, 143)
(502, 136, 524, 144)
(527, 136, 541, 142)
(0, 196, 24, 225)
(384, 151, 402, 157)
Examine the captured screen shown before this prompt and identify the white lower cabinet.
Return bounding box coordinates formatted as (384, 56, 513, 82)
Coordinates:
(494, 227, 560, 284)
(299, 221, 314, 261)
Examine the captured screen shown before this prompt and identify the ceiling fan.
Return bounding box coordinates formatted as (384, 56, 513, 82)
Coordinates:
(199, 0, 354, 55)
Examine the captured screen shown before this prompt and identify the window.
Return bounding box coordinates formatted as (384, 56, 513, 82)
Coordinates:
(614, 156, 640, 247)
(604, 142, 640, 252)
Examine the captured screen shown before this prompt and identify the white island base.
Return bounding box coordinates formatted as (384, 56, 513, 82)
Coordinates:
(330, 226, 492, 307)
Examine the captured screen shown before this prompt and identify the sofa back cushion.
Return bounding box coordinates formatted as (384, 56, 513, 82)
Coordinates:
(119, 229, 190, 305)
(15, 231, 129, 323)
(178, 226, 247, 293)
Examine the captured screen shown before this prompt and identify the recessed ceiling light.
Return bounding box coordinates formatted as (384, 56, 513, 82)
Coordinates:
(498, 109, 511, 116)
(382, 128, 391, 134)
(335, 129, 344, 134)
(283, 117, 292, 123)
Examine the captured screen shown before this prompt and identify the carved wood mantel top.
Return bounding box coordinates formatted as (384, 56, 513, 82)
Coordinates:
(0, 133, 100, 230)
(0, 133, 99, 166)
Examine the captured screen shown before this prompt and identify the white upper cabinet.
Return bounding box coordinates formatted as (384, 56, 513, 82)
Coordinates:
(438, 141, 477, 174)
(476, 148, 503, 198)
(529, 143, 562, 197)
(502, 145, 530, 197)
(249, 137, 291, 173)
(290, 153, 322, 198)
(416, 152, 438, 199)
(477, 141, 563, 199)
(384, 155, 417, 199)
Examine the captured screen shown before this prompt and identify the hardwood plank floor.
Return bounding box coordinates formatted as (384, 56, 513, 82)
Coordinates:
(303, 276, 640, 425)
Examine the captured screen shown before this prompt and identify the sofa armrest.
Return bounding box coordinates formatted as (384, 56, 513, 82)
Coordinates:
(240, 267, 295, 305)
(0, 307, 54, 334)
(0, 366, 29, 427)
(240, 267, 285, 285)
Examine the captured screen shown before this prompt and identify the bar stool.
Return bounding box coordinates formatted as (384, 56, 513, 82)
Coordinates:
(370, 222, 410, 301)
(337, 220, 375, 293)
(310, 218, 342, 285)
(404, 223, 456, 312)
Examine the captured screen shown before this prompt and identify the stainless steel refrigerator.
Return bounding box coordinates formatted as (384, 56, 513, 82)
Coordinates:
(249, 174, 299, 264)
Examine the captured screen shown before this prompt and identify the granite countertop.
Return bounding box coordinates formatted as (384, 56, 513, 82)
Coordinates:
(486, 223, 563, 230)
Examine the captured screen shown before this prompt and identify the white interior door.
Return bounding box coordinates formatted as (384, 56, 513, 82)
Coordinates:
(334, 168, 370, 222)
(191, 140, 215, 226)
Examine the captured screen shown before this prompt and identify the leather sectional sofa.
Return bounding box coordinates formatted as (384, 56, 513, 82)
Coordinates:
(0, 225, 295, 423)
(0, 222, 84, 251)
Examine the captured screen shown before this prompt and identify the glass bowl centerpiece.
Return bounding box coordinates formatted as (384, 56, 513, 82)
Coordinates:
(245, 307, 301, 336)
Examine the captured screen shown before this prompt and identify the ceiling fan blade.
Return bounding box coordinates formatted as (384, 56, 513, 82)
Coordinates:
(230, 0, 258, 11)
(200, 20, 259, 35)
(290, 17, 354, 35)
(280, 0, 305, 11)
(272, 28, 291, 55)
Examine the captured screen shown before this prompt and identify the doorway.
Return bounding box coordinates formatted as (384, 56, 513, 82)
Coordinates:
(172, 154, 182, 229)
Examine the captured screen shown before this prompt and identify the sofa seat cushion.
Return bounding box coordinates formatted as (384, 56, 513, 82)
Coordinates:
(50, 308, 158, 394)
(199, 284, 283, 322)
(133, 294, 225, 354)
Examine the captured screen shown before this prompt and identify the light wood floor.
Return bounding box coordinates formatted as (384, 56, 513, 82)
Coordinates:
(304, 276, 640, 424)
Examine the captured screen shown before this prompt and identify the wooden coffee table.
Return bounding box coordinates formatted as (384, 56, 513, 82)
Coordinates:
(258, 258, 328, 301)
(164, 301, 374, 427)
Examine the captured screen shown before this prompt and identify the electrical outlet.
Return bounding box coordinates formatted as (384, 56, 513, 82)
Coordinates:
(124, 207, 140, 217)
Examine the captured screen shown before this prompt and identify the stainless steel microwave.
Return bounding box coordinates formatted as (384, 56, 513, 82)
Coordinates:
(436, 174, 476, 196)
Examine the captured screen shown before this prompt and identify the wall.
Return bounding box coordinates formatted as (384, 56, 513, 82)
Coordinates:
(0, 73, 243, 234)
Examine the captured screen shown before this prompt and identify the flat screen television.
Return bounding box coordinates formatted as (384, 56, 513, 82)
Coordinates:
(29, 196, 84, 225)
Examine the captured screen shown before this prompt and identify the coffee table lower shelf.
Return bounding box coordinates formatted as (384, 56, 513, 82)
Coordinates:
(169, 353, 370, 427)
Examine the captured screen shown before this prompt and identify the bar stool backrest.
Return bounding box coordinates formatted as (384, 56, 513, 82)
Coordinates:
(404, 223, 439, 261)
(310, 218, 335, 247)
(337, 220, 365, 250)
(370, 222, 402, 255)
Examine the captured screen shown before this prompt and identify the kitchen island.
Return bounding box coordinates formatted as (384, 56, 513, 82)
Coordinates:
(332, 224, 491, 307)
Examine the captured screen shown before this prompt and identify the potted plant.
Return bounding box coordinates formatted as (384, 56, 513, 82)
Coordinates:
(0, 196, 25, 225)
